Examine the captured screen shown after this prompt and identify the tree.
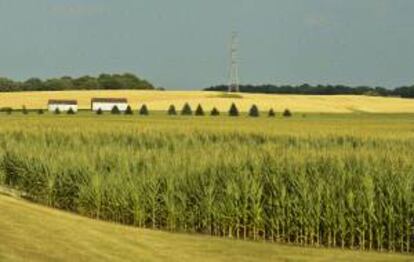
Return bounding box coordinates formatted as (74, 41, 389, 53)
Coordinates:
(111, 105, 121, 115)
(168, 105, 177, 115)
(37, 109, 44, 115)
(67, 108, 76, 115)
(139, 104, 149, 115)
(249, 104, 259, 117)
(229, 103, 239, 117)
(96, 108, 103, 115)
(1, 107, 12, 115)
(125, 105, 133, 115)
(195, 104, 204, 116)
(54, 108, 61, 115)
(283, 109, 292, 117)
(22, 105, 28, 115)
(181, 103, 192, 115)
(268, 108, 276, 117)
(211, 107, 220, 116)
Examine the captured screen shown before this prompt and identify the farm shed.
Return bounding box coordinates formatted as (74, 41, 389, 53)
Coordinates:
(48, 100, 78, 112)
(91, 98, 128, 112)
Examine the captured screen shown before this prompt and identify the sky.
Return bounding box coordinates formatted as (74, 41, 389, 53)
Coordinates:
(1, 0, 414, 90)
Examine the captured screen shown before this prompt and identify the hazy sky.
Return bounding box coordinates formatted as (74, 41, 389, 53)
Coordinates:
(1, 0, 414, 89)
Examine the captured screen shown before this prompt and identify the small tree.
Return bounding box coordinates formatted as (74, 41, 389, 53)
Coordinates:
(181, 103, 192, 116)
(37, 109, 44, 115)
(2, 107, 12, 115)
(283, 109, 292, 117)
(67, 107, 76, 115)
(139, 104, 149, 115)
(195, 104, 204, 116)
(111, 105, 120, 115)
(125, 105, 133, 115)
(249, 104, 259, 117)
(168, 105, 177, 115)
(22, 105, 28, 115)
(211, 107, 220, 116)
(228, 103, 239, 117)
(54, 108, 61, 115)
(268, 108, 276, 117)
(96, 108, 103, 115)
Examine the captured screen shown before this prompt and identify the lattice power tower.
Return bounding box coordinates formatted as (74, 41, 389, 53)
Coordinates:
(228, 32, 240, 93)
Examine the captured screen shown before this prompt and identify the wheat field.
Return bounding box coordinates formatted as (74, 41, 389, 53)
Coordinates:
(1, 90, 414, 113)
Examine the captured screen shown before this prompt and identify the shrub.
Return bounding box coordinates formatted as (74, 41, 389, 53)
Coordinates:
(211, 107, 220, 116)
(228, 103, 239, 117)
(195, 104, 204, 116)
(54, 108, 61, 115)
(249, 105, 260, 117)
(283, 109, 292, 117)
(139, 105, 149, 115)
(22, 105, 29, 115)
(37, 109, 44, 115)
(111, 106, 120, 115)
(1, 107, 12, 115)
(181, 103, 192, 116)
(67, 108, 76, 115)
(125, 105, 133, 115)
(96, 108, 103, 115)
(268, 108, 276, 117)
(168, 105, 177, 115)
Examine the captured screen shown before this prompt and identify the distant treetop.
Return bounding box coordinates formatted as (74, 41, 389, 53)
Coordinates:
(204, 84, 414, 98)
(0, 73, 154, 92)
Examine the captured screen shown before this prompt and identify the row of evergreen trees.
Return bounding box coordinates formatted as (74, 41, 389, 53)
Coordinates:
(3, 104, 293, 117)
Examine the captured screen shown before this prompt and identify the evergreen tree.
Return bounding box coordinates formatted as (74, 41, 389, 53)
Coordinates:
(249, 104, 260, 117)
(67, 107, 76, 115)
(96, 108, 103, 115)
(181, 103, 192, 115)
(211, 107, 220, 116)
(268, 108, 276, 117)
(168, 105, 177, 115)
(228, 103, 239, 117)
(139, 104, 149, 115)
(125, 105, 133, 115)
(283, 109, 292, 117)
(37, 109, 44, 115)
(195, 104, 204, 116)
(111, 105, 120, 115)
(54, 108, 61, 115)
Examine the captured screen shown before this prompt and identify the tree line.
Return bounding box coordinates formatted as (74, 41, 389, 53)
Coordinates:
(205, 84, 414, 98)
(0, 73, 154, 92)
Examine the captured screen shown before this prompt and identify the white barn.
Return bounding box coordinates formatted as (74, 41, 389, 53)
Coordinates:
(48, 100, 78, 112)
(91, 98, 128, 112)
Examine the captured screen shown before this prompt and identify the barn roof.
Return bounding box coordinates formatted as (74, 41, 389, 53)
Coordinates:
(91, 98, 128, 103)
(48, 99, 78, 105)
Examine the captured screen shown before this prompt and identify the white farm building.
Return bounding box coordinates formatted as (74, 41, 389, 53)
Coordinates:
(48, 100, 78, 112)
(91, 98, 128, 112)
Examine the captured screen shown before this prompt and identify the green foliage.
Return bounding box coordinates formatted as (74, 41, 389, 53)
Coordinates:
(111, 106, 120, 115)
(125, 105, 133, 115)
(54, 108, 61, 115)
(37, 109, 44, 115)
(268, 109, 276, 117)
(229, 103, 239, 117)
(96, 108, 103, 115)
(1, 107, 12, 115)
(181, 103, 192, 116)
(211, 107, 220, 116)
(67, 108, 76, 115)
(139, 105, 149, 116)
(195, 104, 204, 116)
(249, 105, 259, 117)
(22, 105, 28, 115)
(168, 105, 177, 116)
(283, 109, 292, 117)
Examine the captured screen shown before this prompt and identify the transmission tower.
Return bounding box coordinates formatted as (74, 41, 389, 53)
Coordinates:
(228, 32, 240, 93)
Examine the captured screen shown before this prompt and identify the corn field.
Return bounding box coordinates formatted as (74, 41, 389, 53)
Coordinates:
(0, 114, 413, 253)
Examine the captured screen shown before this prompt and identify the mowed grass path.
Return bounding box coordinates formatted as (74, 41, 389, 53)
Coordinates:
(0, 194, 411, 262)
(1, 90, 414, 113)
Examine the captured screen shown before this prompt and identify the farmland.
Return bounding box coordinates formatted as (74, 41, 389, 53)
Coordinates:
(0, 111, 413, 256)
(2, 90, 414, 113)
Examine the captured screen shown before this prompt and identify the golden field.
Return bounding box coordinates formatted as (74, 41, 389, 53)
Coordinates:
(1, 90, 414, 113)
